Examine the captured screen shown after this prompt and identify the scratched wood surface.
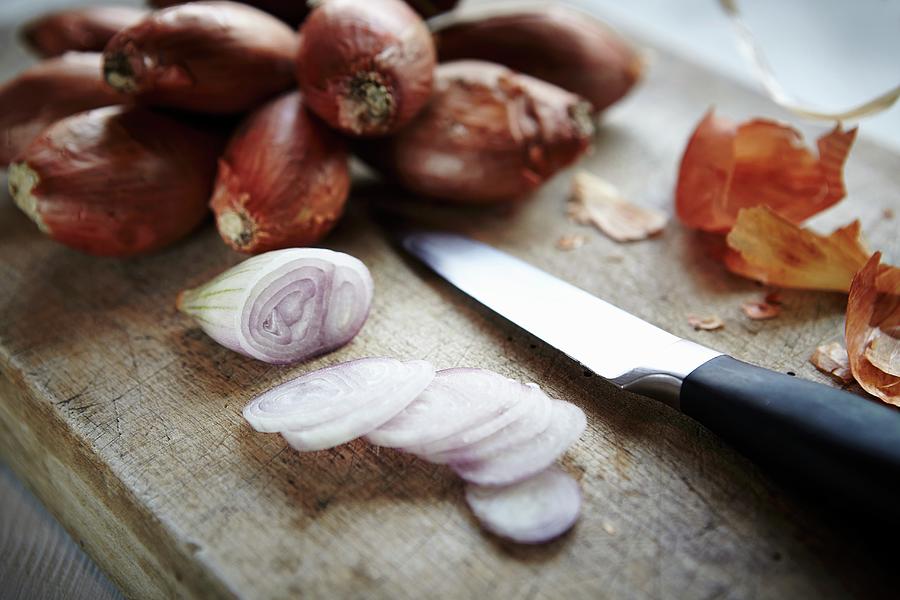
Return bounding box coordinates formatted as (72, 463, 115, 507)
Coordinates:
(2, 17, 900, 600)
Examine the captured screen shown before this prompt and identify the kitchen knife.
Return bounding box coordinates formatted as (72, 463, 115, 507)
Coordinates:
(398, 230, 900, 514)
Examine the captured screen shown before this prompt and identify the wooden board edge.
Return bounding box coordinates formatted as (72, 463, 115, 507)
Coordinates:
(0, 363, 235, 600)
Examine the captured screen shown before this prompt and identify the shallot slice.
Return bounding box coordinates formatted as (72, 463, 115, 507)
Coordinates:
(280, 360, 435, 451)
(465, 466, 581, 544)
(365, 368, 529, 448)
(410, 382, 553, 461)
(243, 357, 433, 433)
(451, 401, 586, 486)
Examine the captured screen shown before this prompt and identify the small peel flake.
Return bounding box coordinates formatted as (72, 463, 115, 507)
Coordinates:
(688, 314, 724, 331)
(725, 206, 900, 293)
(741, 299, 781, 320)
(676, 110, 856, 232)
(846, 253, 900, 405)
(810, 342, 853, 384)
(555, 234, 586, 251)
(569, 171, 667, 242)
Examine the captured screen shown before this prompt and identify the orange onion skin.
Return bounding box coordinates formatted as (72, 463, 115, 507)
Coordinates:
(21, 6, 148, 57)
(211, 91, 350, 254)
(9, 106, 224, 257)
(0, 52, 127, 167)
(435, 6, 642, 113)
(296, 0, 436, 137)
(103, 1, 297, 114)
(357, 61, 594, 204)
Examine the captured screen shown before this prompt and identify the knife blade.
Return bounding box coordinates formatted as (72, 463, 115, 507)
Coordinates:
(398, 230, 900, 515)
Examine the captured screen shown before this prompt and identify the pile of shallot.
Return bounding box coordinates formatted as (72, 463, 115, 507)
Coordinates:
(243, 357, 587, 543)
(2, 0, 641, 257)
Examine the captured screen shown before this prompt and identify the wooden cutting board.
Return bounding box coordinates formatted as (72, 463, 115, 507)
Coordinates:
(2, 30, 900, 600)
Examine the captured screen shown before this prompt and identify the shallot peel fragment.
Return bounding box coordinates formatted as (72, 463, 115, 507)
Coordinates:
(435, 5, 642, 113)
(211, 92, 350, 254)
(0, 52, 126, 167)
(103, 1, 297, 114)
(22, 6, 147, 58)
(296, 0, 436, 136)
(177, 249, 374, 364)
(358, 60, 594, 203)
(465, 466, 581, 544)
(8, 106, 222, 256)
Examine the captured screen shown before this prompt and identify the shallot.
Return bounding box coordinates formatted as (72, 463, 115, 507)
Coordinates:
(22, 6, 147, 57)
(177, 248, 374, 364)
(465, 466, 581, 544)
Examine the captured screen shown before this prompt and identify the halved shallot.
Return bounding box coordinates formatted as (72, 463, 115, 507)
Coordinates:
(465, 466, 581, 544)
(177, 248, 373, 364)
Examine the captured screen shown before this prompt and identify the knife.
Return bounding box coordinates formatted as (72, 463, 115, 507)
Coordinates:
(398, 230, 900, 514)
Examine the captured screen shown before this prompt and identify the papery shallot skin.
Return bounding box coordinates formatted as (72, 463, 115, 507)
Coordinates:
(296, 0, 436, 136)
(435, 6, 642, 113)
(8, 106, 222, 256)
(103, 1, 297, 114)
(22, 6, 147, 58)
(211, 91, 350, 254)
(0, 52, 126, 167)
(177, 248, 374, 364)
(358, 60, 594, 203)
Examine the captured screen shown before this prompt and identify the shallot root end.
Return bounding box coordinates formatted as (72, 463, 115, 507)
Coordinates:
(8, 162, 48, 232)
(342, 71, 395, 133)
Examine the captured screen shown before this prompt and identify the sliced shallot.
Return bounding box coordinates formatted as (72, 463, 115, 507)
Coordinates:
(243, 357, 433, 435)
(178, 248, 373, 364)
(411, 383, 553, 462)
(451, 401, 586, 486)
(465, 466, 581, 544)
(366, 368, 531, 448)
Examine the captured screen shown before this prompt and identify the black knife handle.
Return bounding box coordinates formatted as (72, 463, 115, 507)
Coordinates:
(680, 355, 900, 515)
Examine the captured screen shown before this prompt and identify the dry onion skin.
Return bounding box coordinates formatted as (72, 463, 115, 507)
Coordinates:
(434, 5, 642, 113)
(569, 171, 667, 242)
(359, 60, 594, 204)
(210, 91, 350, 254)
(103, 1, 297, 114)
(465, 466, 581, 544)
(725, 206, 900, 293)
(296, 0, 436, 136)
(846, 253, 900, 405)
(687, 315, 724, 331)
(676, 110, 857, 233)
(740, 299, 781, 320)
(810, 341, 853, 384)
(177, 248, 374, 364)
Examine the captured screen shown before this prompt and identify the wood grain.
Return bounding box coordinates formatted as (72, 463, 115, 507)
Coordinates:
(2, 23, 900, 600)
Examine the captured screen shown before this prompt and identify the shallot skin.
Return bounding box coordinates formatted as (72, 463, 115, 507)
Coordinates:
(359, 60, 594, 203)
(21, 6, 148, 58)
(8, 106, 222, 257)
(0, 52, 126, 167)
(296, 0, 436, 136)
(102, 1, 297, 114)
(435, 6, 642, 113)
(211, 91, 350, 254)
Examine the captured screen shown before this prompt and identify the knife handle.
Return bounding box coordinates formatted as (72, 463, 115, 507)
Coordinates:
(680, 355, 900, 515)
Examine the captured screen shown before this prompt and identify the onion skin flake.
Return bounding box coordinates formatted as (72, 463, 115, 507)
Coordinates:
(676, 110, 856, 233)
(177, 248, 373, 364)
